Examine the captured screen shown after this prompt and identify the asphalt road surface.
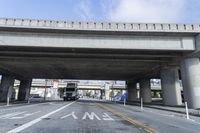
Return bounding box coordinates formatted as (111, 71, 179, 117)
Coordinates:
(0, 99, 200, 133)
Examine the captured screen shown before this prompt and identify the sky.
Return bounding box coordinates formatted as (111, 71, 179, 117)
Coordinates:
(0, 0, 200, 23)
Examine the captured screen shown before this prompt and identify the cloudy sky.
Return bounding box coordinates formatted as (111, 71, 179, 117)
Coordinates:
(0, 0, 199, 23)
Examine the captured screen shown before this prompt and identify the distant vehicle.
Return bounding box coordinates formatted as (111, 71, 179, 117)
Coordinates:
(30, 94, 41, 98)
(63, 82, 79, 101)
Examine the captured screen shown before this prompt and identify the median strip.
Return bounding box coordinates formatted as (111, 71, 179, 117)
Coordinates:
(96, 103, 159, 133)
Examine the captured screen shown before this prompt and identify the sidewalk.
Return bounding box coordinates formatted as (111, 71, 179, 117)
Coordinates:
(118, 101, 200, 117)
(0, 101, 29, 107)
(0, 99, 64, 108)
(0, 103, 6, 106)
(144, 104, 200, 117)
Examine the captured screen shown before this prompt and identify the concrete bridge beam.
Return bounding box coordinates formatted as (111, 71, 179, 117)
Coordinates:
(0, 75, 15, 102)
(160, 67, 182, 106)
(181, 58, 200, 109)
(18, 79, 32, 101)
(139, 79, 152, 103)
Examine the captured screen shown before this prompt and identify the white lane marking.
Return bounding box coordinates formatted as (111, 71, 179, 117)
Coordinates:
(144, 109, 175, 117)
(6, 101, 75, 133)
(61, 111, 78, 119)
(9, 111, 41, 119)
(0, 102, 50, 112)
(0, 112, 26, 119)
(82, 112, 101, 120)
(102, 113, 114, 121)
(48, 103, 57, 105)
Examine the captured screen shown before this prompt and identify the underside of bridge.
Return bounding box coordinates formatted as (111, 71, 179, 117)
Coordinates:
(0, 18, 200, 109)
(0, 46, 186, 80)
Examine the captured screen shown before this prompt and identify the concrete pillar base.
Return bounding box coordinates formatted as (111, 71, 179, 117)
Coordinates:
(100, 90, 103, 99)
(181, 58, 200, 109)
(105, 83, 111, 100)
(161, 67, 182, 106)
(127, 81, 137, 101)
(0, 75, 15, 102)
(18, 79, 32, 101)
(139, 79, 152, 103)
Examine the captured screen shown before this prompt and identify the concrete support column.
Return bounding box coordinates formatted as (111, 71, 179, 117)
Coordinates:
(139, 79, 152, 103)
(0, 75, 15, 102)
(105, 83, 111, 100)
(127, 81, 137, 101)
(180, 58, 200, 109)
(18, 79, 32, 101)
(100, 90, 103, 99)
(160, 67, 182, 106)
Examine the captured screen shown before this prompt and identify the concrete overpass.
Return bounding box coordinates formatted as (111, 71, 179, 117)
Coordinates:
(0, 18, 200, 108)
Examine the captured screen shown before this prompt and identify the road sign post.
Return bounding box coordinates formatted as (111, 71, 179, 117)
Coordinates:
(141, 98, 143, 110)
(44, 79, 48, 101)
(28, 97, 30, 104)
(185, 102, 190, 120)
(7, 96, 9, 106)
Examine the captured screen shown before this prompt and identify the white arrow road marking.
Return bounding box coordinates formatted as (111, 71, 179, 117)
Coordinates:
(102, 113, 114, 121)
(61, 111, 78, 119)
(6, 101, 75, 133)
(82, 112, 101, 120)
(9, 111, 41, 119)
(0, 112, 26, 119)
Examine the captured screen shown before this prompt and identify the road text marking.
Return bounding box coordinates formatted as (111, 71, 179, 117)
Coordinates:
(102, 113, 114, 121)
(82, 112, 101, 120)
(61, 112, 114, 121)
(61, 111, 78, 119)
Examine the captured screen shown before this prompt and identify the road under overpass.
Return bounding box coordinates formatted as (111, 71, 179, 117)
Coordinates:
(0, 18, 200, 109)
